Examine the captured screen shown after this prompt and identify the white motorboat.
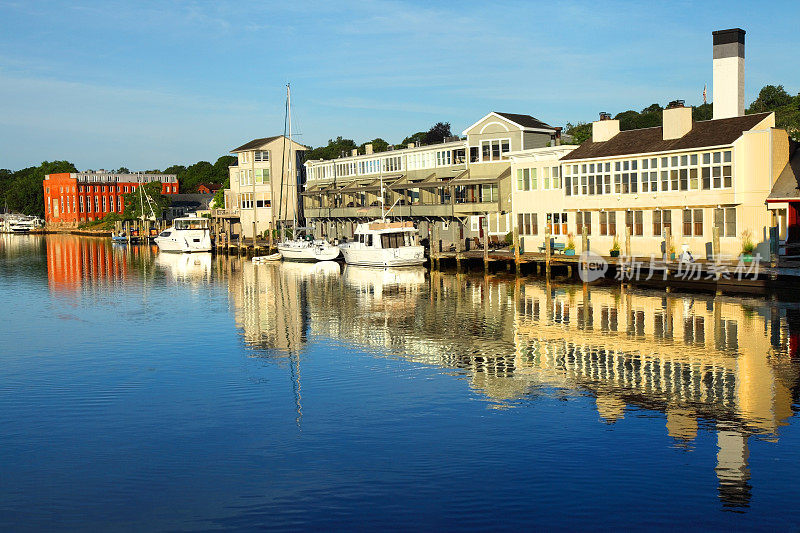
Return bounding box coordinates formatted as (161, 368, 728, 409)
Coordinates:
(6, 215, 43, 233)
(155, 215, 212, 253)
(338, 220, 425, 267)
(277, 236, 340, 262)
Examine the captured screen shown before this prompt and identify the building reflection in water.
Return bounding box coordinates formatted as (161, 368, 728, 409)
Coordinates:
(227, 259, 341, 427)
(229, 261, 800, 509)
(44, 235, 162, 293)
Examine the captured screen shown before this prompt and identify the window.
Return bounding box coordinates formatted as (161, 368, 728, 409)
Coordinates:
(240, 192, 254, 209)
(436, 150, 452, 166)
(117, 197, 122, 211)
(516, 168, 536, 191)
(653, 209, 672, 237)
(577, 211, 592, 235)
(552, 167, 560, 189)
(255, 168, 270, 184)
(480, 139, 510, 162)
(518, 213, 538, 235)
(683, 208, 704, 236)
(94, 196, 99, 212)
(548, 212, 567, 235)
(714, 207, 736, 237)
(381, 233, 406, 248)
(480, 184, 497, 202)
(254, 150, 269, 162)
(79, 196, 84, 213)
(634, 210, 643, 236)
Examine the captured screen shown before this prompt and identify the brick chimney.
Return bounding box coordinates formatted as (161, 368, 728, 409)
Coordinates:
(663, 100, 692, 140)
(365, 143, 373, 155)
(713, 28, 745, 119)
(592, 112, 620, 142)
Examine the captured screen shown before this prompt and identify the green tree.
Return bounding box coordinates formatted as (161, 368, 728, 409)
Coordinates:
(748, 85, 792, 113)
(116, 167, 130, 173)
(306, 136, 358, 160)
(693, 102, 713, 121)
(359, 138, 390, 153)
(212, 178, 229, 208)
(0, 160, 77, 216)
(564, 122, 592, 144)
(122, 181, 171, 219)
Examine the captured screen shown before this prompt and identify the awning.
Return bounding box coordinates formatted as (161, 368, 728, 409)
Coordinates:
(448, 167, 511, 187)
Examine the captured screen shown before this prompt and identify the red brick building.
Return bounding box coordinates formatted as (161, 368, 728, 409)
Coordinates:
(197, 183, 222, 194)
(43, 171, 179, 225)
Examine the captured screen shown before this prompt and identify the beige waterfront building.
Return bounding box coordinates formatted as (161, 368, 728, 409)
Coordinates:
(221, 136, 308, 239)
(510, 28, 799, 260)
(303, 112, 560, 245)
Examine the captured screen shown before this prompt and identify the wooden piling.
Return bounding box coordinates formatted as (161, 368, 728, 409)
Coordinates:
(545, 226, 551, 279)
(483, 215, 489, 274)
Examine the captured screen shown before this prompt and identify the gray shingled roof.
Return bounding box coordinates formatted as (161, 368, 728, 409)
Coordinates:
(561, 112, 771, 161)
(230, 136, 281, 152)
(494, 112, 555, 131)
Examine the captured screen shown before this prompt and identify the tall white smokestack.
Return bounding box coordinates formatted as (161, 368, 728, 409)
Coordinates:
(712, 28, 745, 119)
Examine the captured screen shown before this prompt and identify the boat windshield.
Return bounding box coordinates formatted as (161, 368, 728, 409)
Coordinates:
(175, 219, 209, 230)
(380, 232, 414, 248)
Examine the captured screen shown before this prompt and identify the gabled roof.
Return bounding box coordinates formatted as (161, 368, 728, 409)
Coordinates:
(561, 112, 771, 161)
(230, 136, 308, 153)
(462, 112, 555, 135)
(767, 141, 800, 201)
(231, 136, 280, 152)
(494, 112, 554, 131)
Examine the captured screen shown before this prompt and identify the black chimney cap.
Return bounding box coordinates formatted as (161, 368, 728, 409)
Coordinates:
(713, 28, 745, 46)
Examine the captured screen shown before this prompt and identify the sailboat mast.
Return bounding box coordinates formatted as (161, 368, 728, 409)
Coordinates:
(288, 84, 295, 240)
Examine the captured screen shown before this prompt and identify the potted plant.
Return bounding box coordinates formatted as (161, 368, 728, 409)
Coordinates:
(609, 235, 620, 257)
(565, 233, 576, 256)
(740, 229, 755, 262)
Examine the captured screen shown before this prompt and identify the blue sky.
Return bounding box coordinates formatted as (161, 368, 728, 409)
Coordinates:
(1, 0, 798, 171)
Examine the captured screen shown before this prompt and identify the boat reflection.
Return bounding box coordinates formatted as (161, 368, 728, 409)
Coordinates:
(155, 252, 212, 282)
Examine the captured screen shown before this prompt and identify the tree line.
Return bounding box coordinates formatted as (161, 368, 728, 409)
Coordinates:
(305, 122, 453, 161)
(0, 156, 237, 217)
(564, 84, 800, 144)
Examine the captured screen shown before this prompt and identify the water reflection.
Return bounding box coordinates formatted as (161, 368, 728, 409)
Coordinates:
(43, 235, 160, 293)
(154, 252, 212, 282)
(38, 237, 800, 511)
(229, 262, 800, 509)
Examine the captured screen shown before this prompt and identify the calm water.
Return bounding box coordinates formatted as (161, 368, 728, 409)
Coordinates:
(1, 234, 800, 531)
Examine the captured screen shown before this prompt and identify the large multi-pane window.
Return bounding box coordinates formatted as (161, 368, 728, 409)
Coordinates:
(254, 151, 269, 162)
(563, 149, 733, 196)
(240, 192, 254, 209)
(714, 207, 737, 237)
